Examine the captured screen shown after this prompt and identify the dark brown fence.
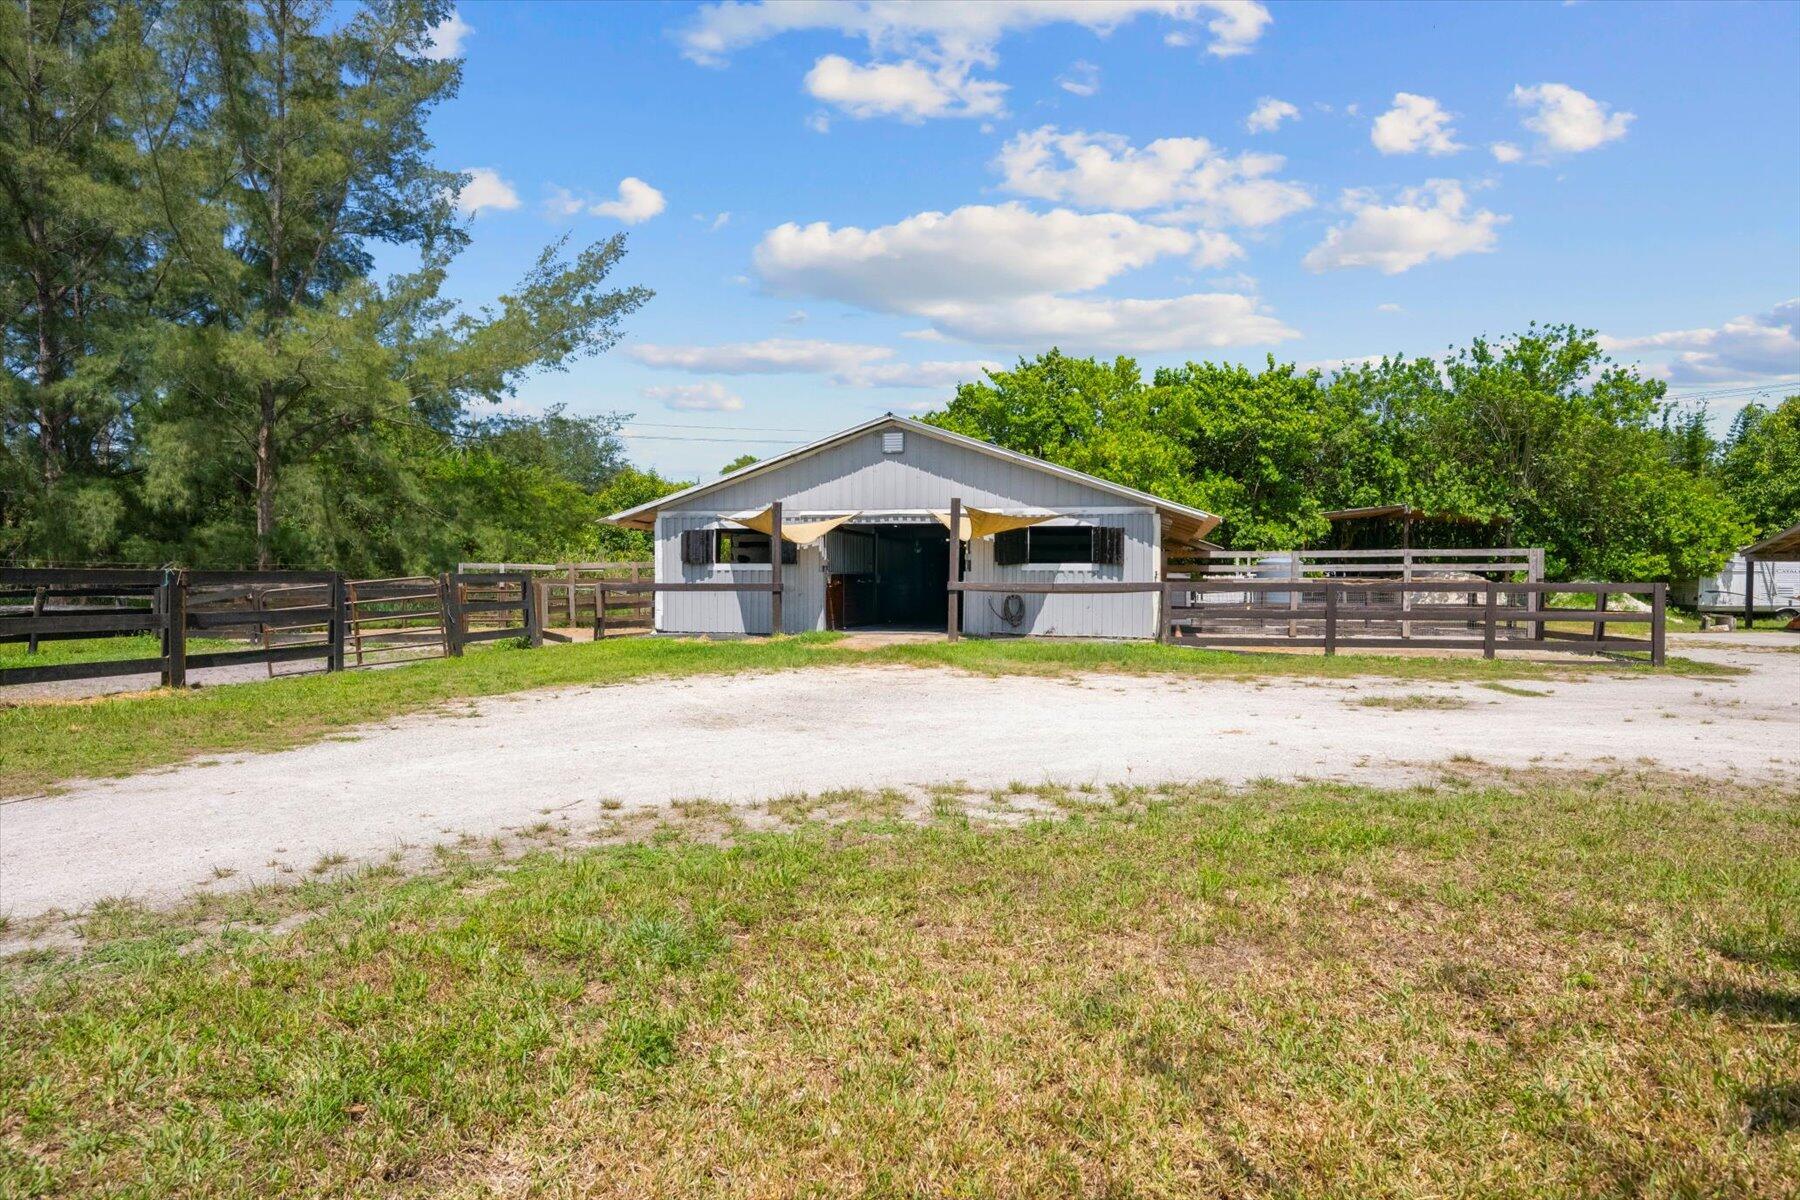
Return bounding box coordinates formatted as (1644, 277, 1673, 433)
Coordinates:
(1, 567, 545, 689)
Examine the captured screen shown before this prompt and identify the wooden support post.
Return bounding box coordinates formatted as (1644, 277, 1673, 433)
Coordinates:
(946, 497, 962, 641)
(1527, 548, 1545, 641)
(436, 573, 453, 659)
(1400, 549, 1412, 640)
(1651, 582, 1667, 667)
(769, 500, 784, 637)
(567, 564, 577, 629)
(1592, 586, 1608, 644)
(1743, 555, 1755, 629)
(1323, 581, 1338, 656)
(327, 574, 347, 672)
(443, 572, 465, 657)
(524, 575, 543, 648)
(1287, 552, 1301, 638)
(1482, 581, 1498, 659)
(596, 586, 607, 640)
(162, 570, 187, 688)
(27, 586, 45, 654)
(1157, 582, 1172, 645)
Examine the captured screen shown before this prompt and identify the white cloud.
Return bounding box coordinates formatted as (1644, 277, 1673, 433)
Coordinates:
(915, 292, 1298, 352)
(805, 111, 831, 134)
(455, 167, 519, 217)
(1600, 300, 1800, 385)
(709, 211, 732, 230)
(1370, 93, 1463, 156)
(423, 9, 470, 60)
(782, 308, 808, 324)
(1490, 141, 1524, 164)
(641, 382, 746, 412)
(679, 2, 1272, 67)
(804, 54, 1005, 121)
(754, 203, 1196, 311)
(1510, 83, 1633, 154)
(1303, 180, 1506, 275)
(549, 179, 668, 223)
(1376, 302, 1403, 313)
(627, 338, 996, 388)
(1058, 59, 1101, 97)
(993, 126, 1311, 227)
(1245, 96, 1299, 133)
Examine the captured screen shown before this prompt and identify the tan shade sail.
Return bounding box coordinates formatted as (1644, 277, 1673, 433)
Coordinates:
(727, 506, 861, 545)
(932, 507, 1056, 541)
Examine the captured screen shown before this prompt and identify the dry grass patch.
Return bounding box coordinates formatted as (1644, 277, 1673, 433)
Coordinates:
(2, 771, 1795, 1197)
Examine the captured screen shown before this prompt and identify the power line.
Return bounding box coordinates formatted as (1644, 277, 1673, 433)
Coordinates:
(620, 420, 835, 434)
(617, 433, 811, 444)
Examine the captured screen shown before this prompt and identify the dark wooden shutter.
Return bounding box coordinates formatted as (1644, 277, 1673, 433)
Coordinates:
(1091, 527, 1124, 566)
(994, 529, 1028, 566)
(680, 529, 714, 565)
(780, 539, 798, 565)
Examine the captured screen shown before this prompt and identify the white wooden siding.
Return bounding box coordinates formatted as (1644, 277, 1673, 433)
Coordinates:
(962, 510, 1161, 638)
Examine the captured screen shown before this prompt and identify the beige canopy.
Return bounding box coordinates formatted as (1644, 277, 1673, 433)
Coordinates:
(727, 506, 861, 545)
(931, 506, 1056, 541)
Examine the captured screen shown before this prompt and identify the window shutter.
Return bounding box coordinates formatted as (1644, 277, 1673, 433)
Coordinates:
(681, 529, 714, 565)
(1092, 527, 1124, 566)
(781, 539, 798, 565)
(995, 529, 1028, 566)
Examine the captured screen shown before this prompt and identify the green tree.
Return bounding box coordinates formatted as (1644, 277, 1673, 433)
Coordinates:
(138, 0, 649, 568)
(1716, 396, 1800, 540)
(0, 0, 155, 557)
(720, 452, 758, 474)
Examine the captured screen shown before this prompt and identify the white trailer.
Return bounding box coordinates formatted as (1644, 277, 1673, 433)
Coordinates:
(1674, 554, 1800, 620)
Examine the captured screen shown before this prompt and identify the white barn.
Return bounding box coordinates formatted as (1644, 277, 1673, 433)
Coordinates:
(606, 415, 1220, 638)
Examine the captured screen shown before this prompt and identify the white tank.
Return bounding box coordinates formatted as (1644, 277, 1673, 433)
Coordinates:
(1255, 553, 1297, 606)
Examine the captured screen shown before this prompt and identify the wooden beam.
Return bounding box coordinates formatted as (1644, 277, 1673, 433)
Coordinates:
(163, 571, 187, 688)
(770, 500, 784, 637)
(946, 497, 961, 641)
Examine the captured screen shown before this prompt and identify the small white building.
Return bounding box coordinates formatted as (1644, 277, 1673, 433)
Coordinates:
(606, 414, 1220, 638)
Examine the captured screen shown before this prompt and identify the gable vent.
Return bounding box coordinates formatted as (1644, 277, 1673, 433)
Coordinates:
(881, 430, 904, 454)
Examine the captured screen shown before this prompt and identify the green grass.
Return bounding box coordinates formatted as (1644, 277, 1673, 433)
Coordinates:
(2, 771, 1795, 1197)
(0, 633, 1733, 799)
(0, 633, 240, 668)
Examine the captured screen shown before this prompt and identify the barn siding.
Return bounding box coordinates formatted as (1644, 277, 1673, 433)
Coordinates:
(650, 425, 1169, 638)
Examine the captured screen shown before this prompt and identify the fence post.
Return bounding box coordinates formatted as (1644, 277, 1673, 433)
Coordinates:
(596, 586, 608, 640)
(27, 586, 45, 654)
(1157, 582, 1172, 645)
(1323, 581, 1338, 656)
(443, 571, 465, 656)
(162, 570, 187, 688)
(1592, 586, 1608, 646)
(1651, 582, 1667, 667)
(946, 497, 961, 642)
(1527, 549, 1545, 641)
(769, 500, 784, 637)
(523, 573, 543, 648)
(327, 574, 347, 672)
(566, 564, 577, 628)
(1482, 581, 1498, 659)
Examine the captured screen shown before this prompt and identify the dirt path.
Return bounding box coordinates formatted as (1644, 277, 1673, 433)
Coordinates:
(3, 646, 1795, 921)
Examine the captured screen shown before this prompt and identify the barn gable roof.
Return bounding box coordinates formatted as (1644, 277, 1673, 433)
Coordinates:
(605, 414, 1221, 544)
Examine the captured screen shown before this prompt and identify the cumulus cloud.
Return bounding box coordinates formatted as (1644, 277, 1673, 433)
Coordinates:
(1303, 180, 1506, 275)
(455, 167, 519, 217)
(548, 178, 667, 223)
(1058, 59, 1101, 97)
(803, 54, 1005, 121)
(1510, 83, 1633, 154)
(679, 3, 1268, 124)
(911, 292, 1298, 352)
(754, 203, 1198, 311)
(1490, 141, 1524, 164)
(641, 382, 746, 412)
(628, 338, 996, 388)
(1245, 96, 1299, 133)
(1370, 93, 1463, 156)
(423, 8, 470, 60)
(1600, 300, 1800, 385)
(993, 126, 1311, 228)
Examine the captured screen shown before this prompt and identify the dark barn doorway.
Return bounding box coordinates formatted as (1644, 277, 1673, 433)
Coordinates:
(827, 524, 950, 630)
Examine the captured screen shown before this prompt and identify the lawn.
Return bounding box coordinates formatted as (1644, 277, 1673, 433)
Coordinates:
(0, 633, 1732, 800)
(2, 771, 1794, 1197)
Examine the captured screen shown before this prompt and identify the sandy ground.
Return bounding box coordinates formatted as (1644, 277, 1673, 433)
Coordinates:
(3, 639, 1796, 922)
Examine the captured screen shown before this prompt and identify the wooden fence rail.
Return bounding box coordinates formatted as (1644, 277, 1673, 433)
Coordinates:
(0, 567, 546, 689)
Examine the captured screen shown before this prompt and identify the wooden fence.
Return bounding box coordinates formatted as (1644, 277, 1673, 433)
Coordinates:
(457, 560, 653, 635)
(0, 568, 543, 688)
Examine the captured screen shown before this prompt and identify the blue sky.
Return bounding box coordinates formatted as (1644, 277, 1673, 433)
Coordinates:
(419, 0, 1800, 480)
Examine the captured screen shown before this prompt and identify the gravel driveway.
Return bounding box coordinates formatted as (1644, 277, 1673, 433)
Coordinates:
(3, 642, 1796, 921)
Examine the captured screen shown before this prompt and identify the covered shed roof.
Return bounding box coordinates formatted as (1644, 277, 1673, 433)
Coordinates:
(1744, 518, 1800, 561)
(607, 414, 1222, 547)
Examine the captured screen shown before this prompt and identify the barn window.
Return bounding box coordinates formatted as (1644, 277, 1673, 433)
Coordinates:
(994, 526, 1125, 567)
(716, 529, 797, 565)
